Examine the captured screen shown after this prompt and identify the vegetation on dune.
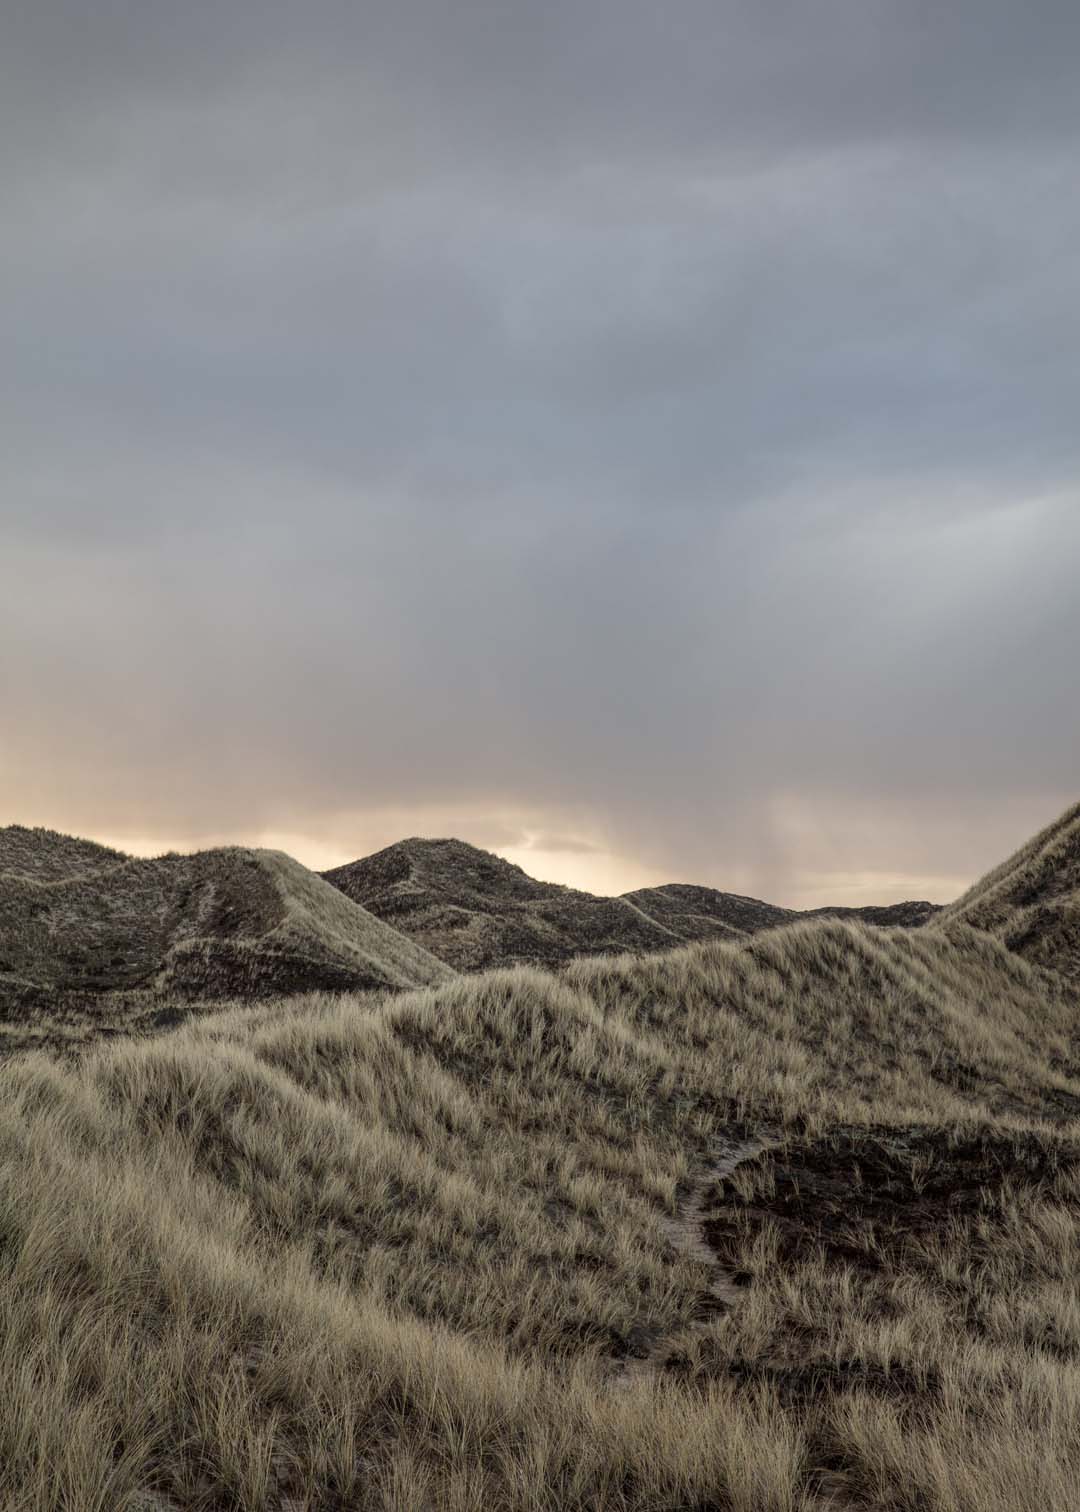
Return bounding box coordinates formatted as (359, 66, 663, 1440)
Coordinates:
(943, 801, 1080, 925)
(939, 801, 1080, 981)
(0, 824, 125, 882)
(0, 887, 1078, 1507)
(620, 882, 788, 940)
(0, 823, 943, 1057)
(0, 805, 1078, 1508)
(322, 837, 687, 970)
(0, 838, 452, 1051)
(323, 836, 939, 972)
(623, 884, 939, 944)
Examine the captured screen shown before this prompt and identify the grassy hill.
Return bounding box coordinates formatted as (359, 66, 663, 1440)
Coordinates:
(322, 838, 685, 970)
(0, 832, 453, 1054)
(624, 883, 939, 943)
(0, 823, 125, 881)
(938, 800, 1080, 981)
(0, 804, 1077, 1507)
(620, 881, 794, 938)
(324, 837, 939, 970)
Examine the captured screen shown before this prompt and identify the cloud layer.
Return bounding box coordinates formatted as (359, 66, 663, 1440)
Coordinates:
(2, 2, 1078, 903)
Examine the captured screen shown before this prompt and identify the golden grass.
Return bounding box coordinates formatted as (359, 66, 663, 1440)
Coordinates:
(942, 800, 1080, 927)
(938, 802, 1080, 983)
(0, 904, 1078, 1508)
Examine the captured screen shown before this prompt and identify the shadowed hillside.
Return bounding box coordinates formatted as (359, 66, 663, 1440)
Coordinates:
(802, 898, 941, 927)
(0, 829, 941, 1022)
(324, 837, 940, 969)
(624, 883, 939, 942)
(620, 881, 794, 938)
(0, 831, 452, 1052)
(322, 838, 684, 970)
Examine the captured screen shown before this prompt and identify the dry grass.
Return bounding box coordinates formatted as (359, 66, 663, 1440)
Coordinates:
(0, 825, 124, 882)
(0, 840, 452, 1036)
(0, 896, 1079, 1508)
(323, 837, 938, 973)
(940, 801, 1080, 982)
(942, 801, 1080, 926)
(323, 837, 689, 970)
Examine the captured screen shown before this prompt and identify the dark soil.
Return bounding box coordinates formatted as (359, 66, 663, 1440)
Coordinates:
(703, 1125, 1074, 1278)
(724, 1354, 942, 1408)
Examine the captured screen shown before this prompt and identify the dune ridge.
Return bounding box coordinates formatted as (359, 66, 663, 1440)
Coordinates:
(324, 836, 939, 970)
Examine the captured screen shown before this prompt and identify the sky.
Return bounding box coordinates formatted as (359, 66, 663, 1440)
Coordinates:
(2, 1, 1078, 907)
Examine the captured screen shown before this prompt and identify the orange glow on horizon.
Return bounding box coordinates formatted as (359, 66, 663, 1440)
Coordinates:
(84, 826, 968, 909)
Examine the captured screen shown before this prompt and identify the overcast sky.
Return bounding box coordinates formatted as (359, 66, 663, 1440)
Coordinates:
(2, 1, 1078, 905)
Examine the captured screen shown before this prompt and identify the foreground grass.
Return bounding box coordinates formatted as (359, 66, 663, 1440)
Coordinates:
(1, 918, 1079, 1509)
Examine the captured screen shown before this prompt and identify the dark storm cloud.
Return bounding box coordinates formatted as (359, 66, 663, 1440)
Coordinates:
(2, 1, 1078, 901)
(6, 1, 1080, 173)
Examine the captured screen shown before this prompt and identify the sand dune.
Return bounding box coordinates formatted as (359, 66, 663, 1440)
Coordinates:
(0, 831, 452, 1049)
(0, 805, 1077, 1507)
(324, 836, 939, 970)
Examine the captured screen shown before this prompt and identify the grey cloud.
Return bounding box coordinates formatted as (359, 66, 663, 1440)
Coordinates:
(2, 2, 1079, 902)
(6, 2, 1080, 179)
(522, 836, 602, 857)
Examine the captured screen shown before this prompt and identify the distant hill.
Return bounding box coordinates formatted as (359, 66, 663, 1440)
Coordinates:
(620, 882, 794, 938)
(322, 838, 683, 971)
(804, 899, 942, 928)
(0, 826, 948, 1021)
(0, 830, 453, 1023)
(623, 884, 939, 942)
(323, 838, 939, 970)
(937, 800, 1080, 980)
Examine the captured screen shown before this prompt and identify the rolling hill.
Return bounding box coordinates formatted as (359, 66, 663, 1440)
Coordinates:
(0, 803, 1077, 1507)
(0, 829, 453, 1053)
(625, 881, 939, 942)
(0, 859, 1075, 1506)
(321, 838, 686, 970)
(0, 830, 943, 1027)
(323, 837, 940, 969)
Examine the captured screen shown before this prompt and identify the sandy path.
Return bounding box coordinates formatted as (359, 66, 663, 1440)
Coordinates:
(610, 1134, 769, 1390)
(607, 1135, 865, 1511)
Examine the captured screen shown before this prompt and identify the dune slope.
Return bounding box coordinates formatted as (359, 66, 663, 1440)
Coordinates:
(324, 837, 940, 970)
(323, 837, 684, 970)
(938, 800, 1080, 980)
(0, 823, 125, 881)
(0, 904, 1077, 1509)
(0, 833, 453, 1049)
